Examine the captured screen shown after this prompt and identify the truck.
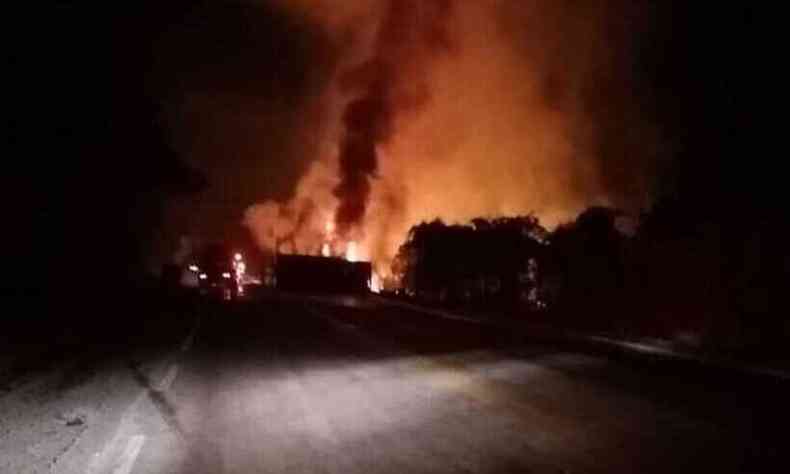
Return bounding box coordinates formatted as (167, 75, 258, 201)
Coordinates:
(275, 254, 371, 294)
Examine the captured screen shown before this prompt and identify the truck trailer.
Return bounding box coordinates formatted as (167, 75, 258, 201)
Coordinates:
(275, 254, 371, 294)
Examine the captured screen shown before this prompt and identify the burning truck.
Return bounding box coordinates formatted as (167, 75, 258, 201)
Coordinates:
(255, 215, 382, 294)
(274, 254, 372, 294)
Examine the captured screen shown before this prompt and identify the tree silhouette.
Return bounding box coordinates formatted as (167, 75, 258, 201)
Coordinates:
(393, 215, 547, 309)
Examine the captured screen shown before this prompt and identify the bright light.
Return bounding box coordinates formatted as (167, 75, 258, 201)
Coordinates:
(222, 272, 231, 279)
(236, 262, 246, 274)
(345, 241, 358, 262)
(325, 220, 335, 234)
(199, 273, 208, 280)
(234, 253, 243, 262)
(321, 243, 331, 257)
(369, 272, 383, 293)
(188, 265, 199, 272)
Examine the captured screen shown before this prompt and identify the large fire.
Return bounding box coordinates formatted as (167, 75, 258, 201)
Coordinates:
(244, 0, 658, 282)
(345, 241, 360, 262)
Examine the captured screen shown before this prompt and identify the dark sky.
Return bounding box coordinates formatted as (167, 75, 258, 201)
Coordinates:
(153, 1, 338, 243)
(15, 1, 339, 279)
(13, 1, 768, 286)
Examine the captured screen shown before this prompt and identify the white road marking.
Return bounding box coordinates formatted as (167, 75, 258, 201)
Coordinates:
(112, 435, 145, 474)
(86, 320, 197, 474)
(84, 390, 148, 474)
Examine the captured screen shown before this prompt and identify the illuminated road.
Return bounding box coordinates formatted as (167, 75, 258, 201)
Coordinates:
(4, 294, 787, 473)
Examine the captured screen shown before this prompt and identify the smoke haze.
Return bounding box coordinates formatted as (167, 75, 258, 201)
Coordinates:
(244, 0, 662, 274)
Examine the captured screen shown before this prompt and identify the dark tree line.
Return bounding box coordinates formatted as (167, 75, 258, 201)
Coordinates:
(392, 216, 549, 309)
(392, 202, 789, 353)
(388, 2, 785, 353)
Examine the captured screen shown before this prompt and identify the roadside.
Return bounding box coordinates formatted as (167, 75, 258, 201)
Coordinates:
(0, 290, 199, 473)
(371, 295, 790, 382)
(0, 290, 197, 390)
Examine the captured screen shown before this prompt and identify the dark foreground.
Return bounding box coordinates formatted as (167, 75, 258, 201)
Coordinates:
(2, 293, 787, 473)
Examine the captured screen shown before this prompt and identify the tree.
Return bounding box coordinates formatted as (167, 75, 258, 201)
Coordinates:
(393, 215, 548, 309)
(547, 207, 626, 330)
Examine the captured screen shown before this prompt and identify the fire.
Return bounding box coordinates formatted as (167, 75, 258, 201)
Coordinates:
(243, 1, 657, 276)
(369, 271, 383, 293)
(345, 241, 359, 262)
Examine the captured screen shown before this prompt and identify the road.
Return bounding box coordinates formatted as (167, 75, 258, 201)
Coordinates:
(2, 293, 787, 473)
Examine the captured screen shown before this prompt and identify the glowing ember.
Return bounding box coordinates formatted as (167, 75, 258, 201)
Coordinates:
(325, 220, 335, 235)
(322, 242, 331, 257)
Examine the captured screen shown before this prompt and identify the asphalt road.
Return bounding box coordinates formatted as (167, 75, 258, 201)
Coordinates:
(4, 293, 788, 473)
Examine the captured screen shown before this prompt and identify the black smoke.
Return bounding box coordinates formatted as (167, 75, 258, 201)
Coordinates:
(332, 0, 455, 235)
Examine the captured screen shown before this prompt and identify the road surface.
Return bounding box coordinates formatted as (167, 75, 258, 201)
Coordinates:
(2, 293, 787, 473)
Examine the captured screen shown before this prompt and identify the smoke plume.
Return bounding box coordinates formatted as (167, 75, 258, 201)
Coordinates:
(332, 0, 455, 235)
(245, 0, 662, 275)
